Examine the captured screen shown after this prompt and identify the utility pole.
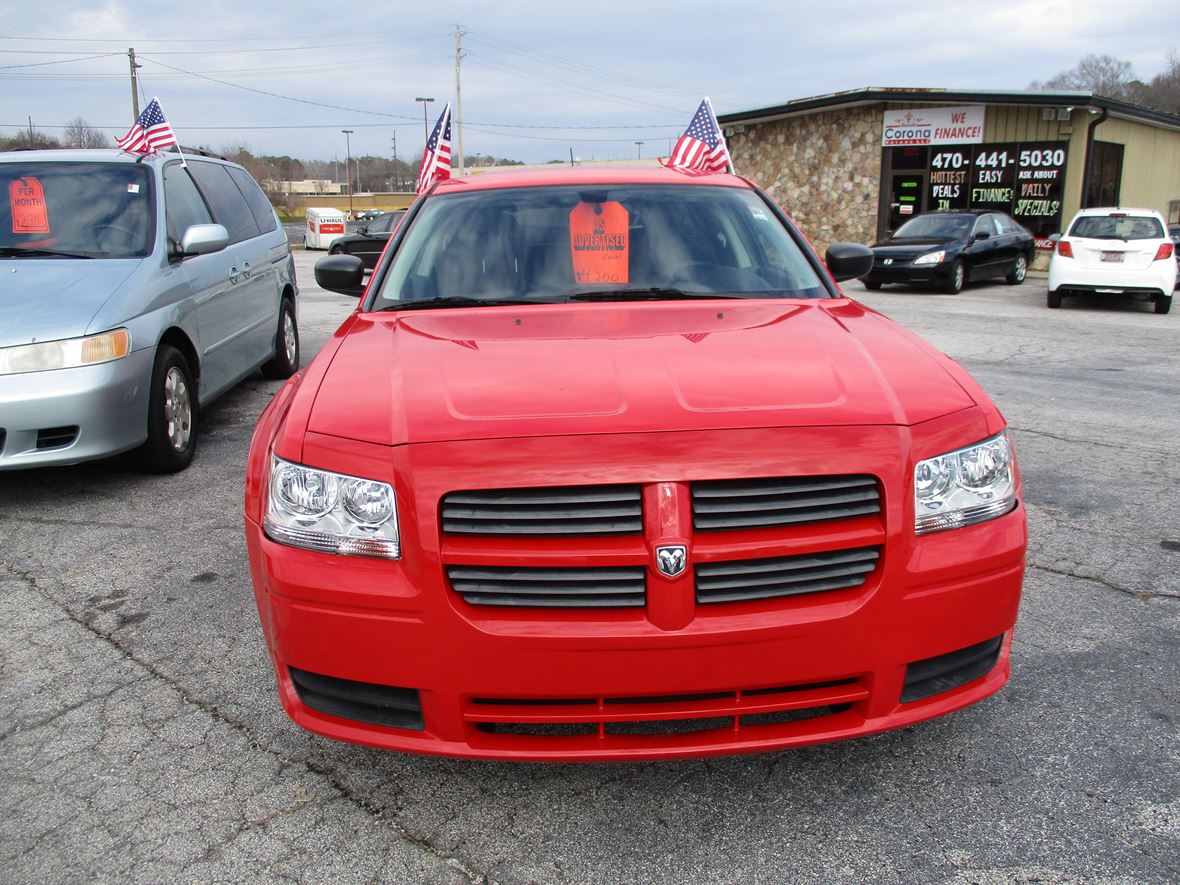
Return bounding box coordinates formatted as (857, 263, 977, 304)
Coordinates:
(341, 130, 354, 218)
(391, 132, 398, 190)
(454, 24, 465, 175)
(127, 48, 141, 118)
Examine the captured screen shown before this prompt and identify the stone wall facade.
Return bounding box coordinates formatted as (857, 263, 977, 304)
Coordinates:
(728, 106, 883, 256)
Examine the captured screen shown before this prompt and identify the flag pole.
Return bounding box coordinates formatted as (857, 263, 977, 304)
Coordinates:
(153, 96, 187, 167)
(704, 97, 734, 174)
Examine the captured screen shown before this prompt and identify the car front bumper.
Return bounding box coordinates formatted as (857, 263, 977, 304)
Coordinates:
(863, 261, 955, 287)
(0, 348, 153, 469)
(245, 423, 1027, 761)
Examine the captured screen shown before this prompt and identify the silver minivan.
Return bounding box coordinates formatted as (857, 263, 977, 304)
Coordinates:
(0, 148, 299, 472)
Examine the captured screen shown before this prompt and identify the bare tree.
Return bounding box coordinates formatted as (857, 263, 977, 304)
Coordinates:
(1030, 54, 1140, 100)
(62, 117, 110, 149)
(0, 130, 60, 150)
(1135, 50, 1180, 115)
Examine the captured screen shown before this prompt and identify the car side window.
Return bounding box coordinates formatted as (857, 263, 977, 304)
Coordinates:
(974, 215, 998, 237)
(227, 166, 278, 235)
(369, 214, 395, 234)
(163, 163, 214, 245)
(187, 161, 262, 245)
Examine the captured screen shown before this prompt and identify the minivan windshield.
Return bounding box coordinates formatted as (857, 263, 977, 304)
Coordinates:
(0, 162, 153, 258)
(892, 214, 972, 240)
(370, 184, 829, 308)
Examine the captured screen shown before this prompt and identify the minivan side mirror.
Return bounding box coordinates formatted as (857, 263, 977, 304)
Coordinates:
(315, 254, 366, 297)
(825, 243, 874, 282)
(179, 223, 229, 257)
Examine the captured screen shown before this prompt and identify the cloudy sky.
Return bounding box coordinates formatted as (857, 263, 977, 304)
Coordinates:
(2, 1, 1176, 166)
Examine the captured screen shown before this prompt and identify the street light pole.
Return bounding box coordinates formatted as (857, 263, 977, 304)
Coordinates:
(415, 97, 435, 147)
(341, 129, 354, 218)
(635, 141, 644, 159)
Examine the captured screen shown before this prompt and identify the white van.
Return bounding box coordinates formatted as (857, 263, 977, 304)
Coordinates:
(304, 207, 347, 250)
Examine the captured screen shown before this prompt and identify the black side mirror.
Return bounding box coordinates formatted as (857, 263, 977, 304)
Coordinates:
(825, 243, 874, 282)
(315, 254, 366, 297)
(974, 230, 991, 241)
(357, 225, 368, 235)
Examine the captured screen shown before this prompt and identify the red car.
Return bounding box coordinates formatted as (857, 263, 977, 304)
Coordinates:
(245, 167, 1026, 761)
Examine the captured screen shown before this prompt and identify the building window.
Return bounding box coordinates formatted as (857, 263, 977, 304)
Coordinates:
(1084, 141, 1123, 208)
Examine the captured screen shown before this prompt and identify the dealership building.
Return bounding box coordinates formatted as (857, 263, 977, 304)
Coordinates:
(718, 88, 1180, 263)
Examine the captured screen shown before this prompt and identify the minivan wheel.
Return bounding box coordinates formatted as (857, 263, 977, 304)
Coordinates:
(139, 345, 196, 473)
(261, 298, 300, 379)
(1156, 293, 1173, 315)
(943, 260, 965, 294)
(1047, 289, 1062, 309)
(1006, 253, 1027, 285)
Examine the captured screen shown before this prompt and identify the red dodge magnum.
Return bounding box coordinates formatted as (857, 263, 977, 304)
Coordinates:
(244, 167, 1026, 761)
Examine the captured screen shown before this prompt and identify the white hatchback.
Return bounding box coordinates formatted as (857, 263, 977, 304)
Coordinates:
(1048, 208, 1178, 314)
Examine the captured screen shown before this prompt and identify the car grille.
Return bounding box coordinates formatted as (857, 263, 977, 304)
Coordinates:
(447, 564, 646, 608)
(901, 635, 1004, 703)
(440, 484, 643, 535)
(695, 546, 881, 604)
(690, 475, 880, 531)
(441, 475, 884, 612)
(466, 678, 866, 740)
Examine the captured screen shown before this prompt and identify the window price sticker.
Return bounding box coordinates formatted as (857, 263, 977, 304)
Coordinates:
(9, 177, 50, 234)
(569, 201, 629, 284)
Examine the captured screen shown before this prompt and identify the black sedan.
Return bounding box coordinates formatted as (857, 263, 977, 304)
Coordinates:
(328, 210, 406, 269)
(863, 210, 1035, 294)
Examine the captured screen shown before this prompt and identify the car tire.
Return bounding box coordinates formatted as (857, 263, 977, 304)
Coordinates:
(1156, 293, 1172, 315)
(1006, 253, 1028, 285)
(261, 298, 300, 380)
(138, 344, 196, 473)
(1047, 289, 1062, 309)
(863, 281, 883, 290)
(943, 260, 965, 294)
(329, 244, 342, 256)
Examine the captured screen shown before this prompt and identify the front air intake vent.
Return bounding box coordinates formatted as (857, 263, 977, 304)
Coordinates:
(901, 635, 1004, 703)
(696, 545, 881, 604)
(441, 484, 643, 536)
(448, 564, 646, 608)
(691, 475, 880, 531)
(36, 426, 79, 450)
(289, 667, 424, 731)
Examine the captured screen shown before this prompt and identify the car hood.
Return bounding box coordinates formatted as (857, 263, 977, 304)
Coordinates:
(305, 300, 978, 447)
(0, 258, 142, 348)
(871, 237, 959, 257)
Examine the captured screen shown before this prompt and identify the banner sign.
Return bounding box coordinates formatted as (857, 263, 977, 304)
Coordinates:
(882, 106, 985, 147)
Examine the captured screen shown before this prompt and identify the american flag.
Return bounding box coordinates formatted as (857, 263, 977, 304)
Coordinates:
(115, 98, 178, 155)
(666, 98, 733, 174)
(415, 102, 452, 194)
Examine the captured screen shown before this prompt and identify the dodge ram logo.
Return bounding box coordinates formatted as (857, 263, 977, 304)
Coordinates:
(655, 545, 687, 578)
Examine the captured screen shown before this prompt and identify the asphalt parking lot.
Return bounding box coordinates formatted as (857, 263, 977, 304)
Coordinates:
(1, 253, 1178, 883)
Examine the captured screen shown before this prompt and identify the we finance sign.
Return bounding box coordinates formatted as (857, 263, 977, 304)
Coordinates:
(882, 106, 985, 147)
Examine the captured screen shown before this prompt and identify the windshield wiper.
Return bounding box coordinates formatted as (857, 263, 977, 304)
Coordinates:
(0, 246, 94, 259)
(568, 288, 748, 302)
(380, 296, 544, 311)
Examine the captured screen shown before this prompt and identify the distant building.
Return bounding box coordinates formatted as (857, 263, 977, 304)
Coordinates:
(719, 88, 1180, 260)
(264, 179, 345, 196)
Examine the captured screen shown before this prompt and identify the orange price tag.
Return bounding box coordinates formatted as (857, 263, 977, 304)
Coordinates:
(9, 177, 50, 234)
(569, 201, 629, 285)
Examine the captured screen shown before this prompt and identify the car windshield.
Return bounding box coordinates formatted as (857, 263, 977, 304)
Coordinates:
(1070, 214, 1164, 241)
(0, 162, 153, 257)
(370, 183, 829, 307)
(892, 214, 972, 240)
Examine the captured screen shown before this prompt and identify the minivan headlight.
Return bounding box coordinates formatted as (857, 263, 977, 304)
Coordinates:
(264, 456, 400, 558)
(0, 328, 131, 375)
(914, 433, 1016, 534)
(912, 250, 946, 266)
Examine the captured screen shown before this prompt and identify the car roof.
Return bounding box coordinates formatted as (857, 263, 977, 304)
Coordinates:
(1071, 206, 1163, 218)
(0, 148, 231, 168)
(430, 166, 751, 195)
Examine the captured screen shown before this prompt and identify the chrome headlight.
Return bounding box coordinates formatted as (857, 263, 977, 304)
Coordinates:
(914, 432, 1016, 535)
(264, 456, 400, 558)
(912, 250, 946, 266)
(0, 328, 131, 375)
